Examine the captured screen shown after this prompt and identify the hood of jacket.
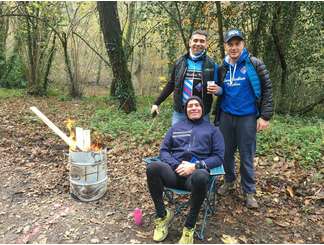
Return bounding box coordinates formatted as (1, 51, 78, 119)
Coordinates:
(184, 96, 204, 122)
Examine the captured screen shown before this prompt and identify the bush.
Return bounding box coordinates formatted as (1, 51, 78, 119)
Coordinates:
(0, 88, 24, 98)
(0, 53, 27, 89)
(257, 115, 323, 168)
(91, 97, 323, 168)
(91, 96, 173, 144)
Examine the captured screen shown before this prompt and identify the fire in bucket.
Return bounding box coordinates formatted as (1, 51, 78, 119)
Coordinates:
(30, 106, 108, 202)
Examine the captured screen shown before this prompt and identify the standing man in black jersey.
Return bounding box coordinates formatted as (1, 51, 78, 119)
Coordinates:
(151, 30, 222, 125)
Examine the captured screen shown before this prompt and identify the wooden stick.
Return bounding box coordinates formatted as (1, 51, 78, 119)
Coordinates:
(30, 106, 83, 151)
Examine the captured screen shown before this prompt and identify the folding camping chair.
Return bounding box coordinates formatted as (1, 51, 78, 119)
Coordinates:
(143, 156, 225, 240)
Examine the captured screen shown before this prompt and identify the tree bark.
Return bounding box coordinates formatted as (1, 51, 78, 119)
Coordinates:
(0, 2, 9, 83)
(124, 2, 136, 62)
(250, 2, 270, 56)
(271, 2, 300, 101)
(97, 1, 136, 113)
(271, 4, 288, 99)
(216, 2, 225, 59)
(43, 34, 57, 92)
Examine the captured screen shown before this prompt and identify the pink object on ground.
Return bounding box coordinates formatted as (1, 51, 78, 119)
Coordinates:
(133, 208, 143, 225)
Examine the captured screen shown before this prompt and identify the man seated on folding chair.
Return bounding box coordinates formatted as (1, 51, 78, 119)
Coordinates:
(146, 96, 225, 244)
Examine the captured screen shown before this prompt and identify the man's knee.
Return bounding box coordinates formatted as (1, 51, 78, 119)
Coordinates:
(191, 169, 209, 187)
(146, 162, 163, 177)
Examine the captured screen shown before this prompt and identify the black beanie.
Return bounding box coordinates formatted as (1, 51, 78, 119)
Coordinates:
(184, 96, 204, 121)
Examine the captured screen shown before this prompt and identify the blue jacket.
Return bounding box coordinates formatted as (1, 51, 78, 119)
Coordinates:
(221, 48, 258, 116)
(213, 49, 273, 125)
(160, 118, 225, 170)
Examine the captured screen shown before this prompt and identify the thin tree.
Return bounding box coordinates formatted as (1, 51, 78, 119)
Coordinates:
(97, 1, 136, 113)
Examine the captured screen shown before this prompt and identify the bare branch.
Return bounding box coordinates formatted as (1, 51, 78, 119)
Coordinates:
(72, 31, 110, 67)
(125, 21, 161, 60)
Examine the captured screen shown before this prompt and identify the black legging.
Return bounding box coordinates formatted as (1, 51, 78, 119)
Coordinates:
(146, 161, 209, 228)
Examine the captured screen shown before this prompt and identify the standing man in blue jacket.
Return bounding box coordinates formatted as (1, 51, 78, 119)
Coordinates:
(146, 96, 225, 243)
(214, 29, 273, 208)
(151, 30, 222, 125)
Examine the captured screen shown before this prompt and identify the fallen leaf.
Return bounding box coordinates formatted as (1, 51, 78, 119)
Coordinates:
(135, 231, 151, 238)
(265, 218, 273, 224)
(286, 186, 294, 197)
(313, 190, 324, 200)
(238, 235, 248, 243)
(90, 238, 100, 244)
(273, 220, 290, 227)
(273, 156, 280, 162)
(294, 239, 305, 243)
(221, 234, 238, 244)
(90, 218, 102, 224)
(207, 237, 213, 241)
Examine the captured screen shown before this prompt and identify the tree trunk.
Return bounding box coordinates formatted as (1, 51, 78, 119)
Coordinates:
(124, 2, 136, 62)
(61, 33, 77, 97)
(216, 2, 225, 59)
(271, 2, 300, 104)
(0, 2, 9, 83)
(43, 34, 57, 92)
(97, 1, 136, 113)
(96, 57, 102, 85)
(271, 5, 288, 99)
(250, 2, 270, 56)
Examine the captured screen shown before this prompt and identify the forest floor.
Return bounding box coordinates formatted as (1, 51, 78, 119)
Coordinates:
(0, 96, 323, 244)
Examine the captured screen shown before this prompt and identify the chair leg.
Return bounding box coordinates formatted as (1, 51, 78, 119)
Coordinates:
(196, 176, 218, 240)
(164, 189, 174, 204)
(164, 189, 190, 215)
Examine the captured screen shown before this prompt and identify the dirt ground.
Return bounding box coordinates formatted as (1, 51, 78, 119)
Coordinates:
(0, 96, 323, 244)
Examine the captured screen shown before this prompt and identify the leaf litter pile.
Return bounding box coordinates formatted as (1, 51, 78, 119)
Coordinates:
(0, 96, 323, 243)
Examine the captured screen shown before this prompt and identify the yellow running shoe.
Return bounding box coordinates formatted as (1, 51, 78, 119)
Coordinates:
(153, 208, 174, 242)
(178, 226, 195, 244)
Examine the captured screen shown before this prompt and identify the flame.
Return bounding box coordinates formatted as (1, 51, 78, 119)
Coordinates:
(90, 131, 103, 152)
(65, 119, 76, 151)
(65, 120, 104, 152)
(90, 142, 103, 152)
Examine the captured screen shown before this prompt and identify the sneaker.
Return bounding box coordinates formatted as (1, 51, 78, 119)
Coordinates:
(245, 193, 259, 209)
(153, 208, 174, 242)
(178, 226, 195, 244)
(218, 181, 235, 196)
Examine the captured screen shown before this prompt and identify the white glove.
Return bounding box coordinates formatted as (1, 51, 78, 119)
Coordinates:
(151, 105, 159, 116)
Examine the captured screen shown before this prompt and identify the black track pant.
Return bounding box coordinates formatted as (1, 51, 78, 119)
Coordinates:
(146, 161, 209, 228)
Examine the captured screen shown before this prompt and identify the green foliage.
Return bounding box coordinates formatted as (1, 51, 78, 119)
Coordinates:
(16, 2, 62, 96)
(0, 88, 24, 98)
(91, 96, 172, 144)
(0, 52, 27, 88)
(91, 96, 323, 168)
(257, 115, 324, 168)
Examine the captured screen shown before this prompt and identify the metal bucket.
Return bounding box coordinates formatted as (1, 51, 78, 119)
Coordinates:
(69, 148, 107, 202)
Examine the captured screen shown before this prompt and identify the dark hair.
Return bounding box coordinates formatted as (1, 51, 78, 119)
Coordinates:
(191, 30, 208, 39)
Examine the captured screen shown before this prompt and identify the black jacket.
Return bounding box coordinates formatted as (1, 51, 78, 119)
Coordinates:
(213, 56, 273, 125)
(154, 53, 215, 114)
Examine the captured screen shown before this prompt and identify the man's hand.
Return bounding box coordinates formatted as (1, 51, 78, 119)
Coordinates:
(175, 161, 195, 176)
(151, 105, 159, 117)
(257, 118, 269, 132)
(207, 84, 221, 95)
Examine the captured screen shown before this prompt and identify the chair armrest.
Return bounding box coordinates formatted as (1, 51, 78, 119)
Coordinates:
(143, 156, 160, 164)
(210, 165, 225, 175)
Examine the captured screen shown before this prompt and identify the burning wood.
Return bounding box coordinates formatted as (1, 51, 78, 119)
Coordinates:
(30, 106, 103, 152)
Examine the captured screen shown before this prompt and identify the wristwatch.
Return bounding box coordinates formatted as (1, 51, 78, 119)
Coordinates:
(195, 161, 207, 169)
